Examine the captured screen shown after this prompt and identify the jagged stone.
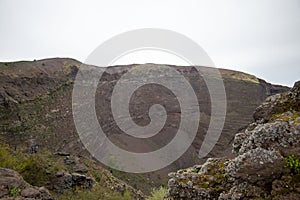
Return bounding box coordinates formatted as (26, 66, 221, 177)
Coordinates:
(226, 148, 284, 185)
(52, 171, 94, 193)
(233, 120, 300, 156)
(167, 158, 229, 200)
(73, 163, 88, 173)
(219, 182, 266, 200)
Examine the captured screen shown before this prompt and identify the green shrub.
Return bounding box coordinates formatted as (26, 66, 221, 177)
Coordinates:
(8, 187, 21, 197)
(17, 152, 52, 186)
(146, 187, 168, 200)
(92, 172, 102, 183)
(0, 143, 17, 168)
(285, 154, 300, 174)
(0, 142, 64, 187)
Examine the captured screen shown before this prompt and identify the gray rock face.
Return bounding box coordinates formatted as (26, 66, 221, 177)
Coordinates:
(167, 80, 300, 200)
(167, 158, 230, 200)
(219, 182, 266, 200)
(52, 170, 94, 193)
(233, 121, 300, 155)
(253, 80, 300, 122)
(0, 167, 54, 200)
(226, 147, 284, 185)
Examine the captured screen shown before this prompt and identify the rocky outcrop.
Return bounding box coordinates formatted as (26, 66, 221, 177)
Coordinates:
(167, 158, 230, 200)
(167, 81, 300, 200)
(0, 167, 54, 200)
(253, 80, 300, 122)
(51, 171, 94, 193)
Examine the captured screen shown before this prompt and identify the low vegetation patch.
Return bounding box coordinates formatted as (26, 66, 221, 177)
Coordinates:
(57, 186, 133, 200)
(285, 154, 300, 174)
(8, 187, 21, 197)
(146, 187, 169, 200)
(0, 140, 65, 186)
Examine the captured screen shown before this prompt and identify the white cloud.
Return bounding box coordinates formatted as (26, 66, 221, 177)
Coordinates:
(0, 0, 299, 86)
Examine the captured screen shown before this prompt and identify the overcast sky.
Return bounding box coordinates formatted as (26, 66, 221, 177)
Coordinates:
(0, 0, 299, 86)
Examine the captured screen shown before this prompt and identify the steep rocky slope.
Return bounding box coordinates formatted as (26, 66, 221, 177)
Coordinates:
(167, 81, 300, 200)
(0, 58, 289, 194)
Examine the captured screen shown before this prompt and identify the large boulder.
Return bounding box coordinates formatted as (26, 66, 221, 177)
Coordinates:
(253, 80, 300, 122)
(52, 170, 94, 193)
(233, 121, 300, 156)
(0, 167, 54, 200)
(226, 148, 284, 185)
